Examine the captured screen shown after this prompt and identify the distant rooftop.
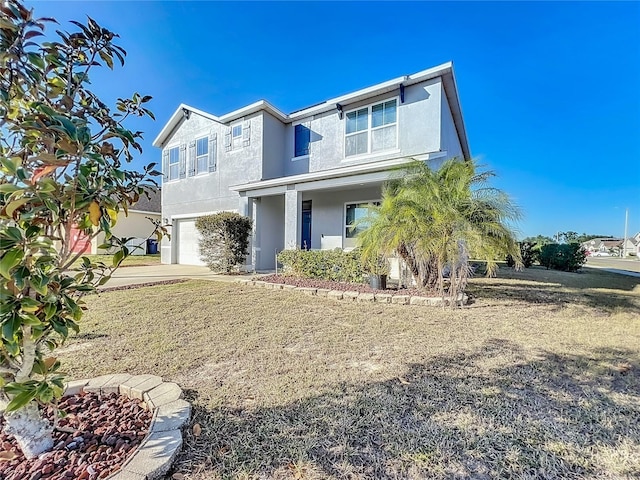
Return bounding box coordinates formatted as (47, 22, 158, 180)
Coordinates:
(132, 188, 161, 213)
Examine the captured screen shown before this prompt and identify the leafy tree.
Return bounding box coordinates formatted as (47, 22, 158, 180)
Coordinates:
(0, 1, 161, 457)
(358, 159, 522, 304)
(538, 243, 587, 272)
(559, 231, 578, 243)
(507, 241, 536, 268)
(522, 235, 554, 246)
(195, 212, 252, 273)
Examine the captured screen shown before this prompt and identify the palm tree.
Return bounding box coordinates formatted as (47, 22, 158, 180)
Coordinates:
(358, 159, 522, 303)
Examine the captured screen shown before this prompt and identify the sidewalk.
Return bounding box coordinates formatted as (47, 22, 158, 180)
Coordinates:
(105, 264, 258, 289)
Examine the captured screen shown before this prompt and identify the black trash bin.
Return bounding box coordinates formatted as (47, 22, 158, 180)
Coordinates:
(146, 238, 158, 254)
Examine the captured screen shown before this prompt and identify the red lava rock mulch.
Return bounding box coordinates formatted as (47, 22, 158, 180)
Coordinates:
(259, 274, 432, 297)
(0, 391, 152, 480)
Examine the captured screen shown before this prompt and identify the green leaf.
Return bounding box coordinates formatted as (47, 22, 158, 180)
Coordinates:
(4, 227, 23, 242)
(0, 249, 24, 279)
(52, 115, 77, 140)
(0, 184, 20, 194)
(44, 303, 57, 320)
(112, 249, 124, 267)
(2, 313, 21, 341)
(5, 197, 30, 217)
(98, 50, 114, 69)
(6, 390, 37, 412)
(27, 52, 45, 69)
(0, 157, 21, 175)
(20, 297, 41, 312)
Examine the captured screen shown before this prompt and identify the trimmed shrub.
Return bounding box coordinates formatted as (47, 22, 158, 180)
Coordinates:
(538, 243, 587, 272)
(277, 248, 367, 283)
(507, 242, 536, 268)
(195, 212, 253, 272)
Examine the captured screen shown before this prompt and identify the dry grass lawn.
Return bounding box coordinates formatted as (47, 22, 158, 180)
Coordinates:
(58, 266, 640, 480)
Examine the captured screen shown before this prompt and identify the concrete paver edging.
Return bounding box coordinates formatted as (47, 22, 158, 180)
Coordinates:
(64, 374, 190, 480)
(235, 278, 468, 307)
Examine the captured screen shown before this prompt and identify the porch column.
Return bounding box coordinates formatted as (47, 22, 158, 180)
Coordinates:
(239, 195, 257, 272)
(284, 187, 301, 249)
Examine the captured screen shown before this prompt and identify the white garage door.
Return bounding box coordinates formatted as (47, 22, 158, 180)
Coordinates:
(177, 219, 205, 266)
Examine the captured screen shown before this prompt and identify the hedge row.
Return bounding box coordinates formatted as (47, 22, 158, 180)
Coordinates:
(277, 248, 367, 283)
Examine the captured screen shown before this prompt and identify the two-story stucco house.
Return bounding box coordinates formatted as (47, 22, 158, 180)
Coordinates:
(153, 62, 470, 270)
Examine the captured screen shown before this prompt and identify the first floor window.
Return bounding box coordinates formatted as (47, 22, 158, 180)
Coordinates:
(168, 146, 179, 180)
(294, 123, 310, 157)
(345, 201, 380, 238)
(196, 137, 208, 174)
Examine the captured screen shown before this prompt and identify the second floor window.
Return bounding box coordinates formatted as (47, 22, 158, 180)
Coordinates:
(294, 123, 310, 157)
(232, 124, 243, 150)
(345, 99, 397, 157)
(196, 137, 208, 174)
(168, 146, 179, 180)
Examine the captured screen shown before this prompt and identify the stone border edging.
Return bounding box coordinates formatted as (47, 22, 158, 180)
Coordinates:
(64, 374, 191, 480)
(234, 279, 468, 306)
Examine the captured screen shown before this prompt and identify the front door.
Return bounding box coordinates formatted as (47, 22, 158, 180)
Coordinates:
(301, 200, 312, 250)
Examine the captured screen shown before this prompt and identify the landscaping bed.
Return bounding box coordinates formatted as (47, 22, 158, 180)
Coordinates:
(0, 392, 151, 480)
(260, 274, 429, 297)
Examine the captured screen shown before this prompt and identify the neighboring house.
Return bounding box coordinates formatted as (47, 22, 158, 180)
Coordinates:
(71, 190, 162, 255)
(622, 232, 640, 257)
(153, 62, 470, 270)
(582, 238, 624, 255)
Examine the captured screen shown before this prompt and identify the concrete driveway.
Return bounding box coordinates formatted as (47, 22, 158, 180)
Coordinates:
(105, 264, 253, 289)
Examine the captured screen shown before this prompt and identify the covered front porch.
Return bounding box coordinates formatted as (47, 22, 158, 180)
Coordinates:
(232, 163, 404, 272)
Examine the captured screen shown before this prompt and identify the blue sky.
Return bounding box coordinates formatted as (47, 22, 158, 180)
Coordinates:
(29, 1, 640, 239)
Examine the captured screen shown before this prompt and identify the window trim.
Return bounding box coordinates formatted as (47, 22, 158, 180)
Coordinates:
(343, 96, 399, 159)
(195, 136, 209, 176)
(343, 199, 381, 243)
(167, 145, 180, 182)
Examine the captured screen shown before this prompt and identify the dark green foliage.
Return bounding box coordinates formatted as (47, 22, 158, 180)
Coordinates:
(1, 0, 161, 419)
(195, 213, 252, 273)
(538, 243, 587, 272)
(277, 248, 367, 283)
(507, 242, 536, 268)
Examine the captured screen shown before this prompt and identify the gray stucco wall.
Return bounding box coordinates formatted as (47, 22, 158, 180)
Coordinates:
(160, 111, 265, 263)
(440, 83, 464, 159)
(283, 77, 444, 175)
(302, 186, 381, 250)
(255, 195, 285, 270)
(262, 112, 285, 180)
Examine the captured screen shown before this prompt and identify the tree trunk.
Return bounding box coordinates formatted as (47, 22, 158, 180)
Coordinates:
(2, 401, 54, 459)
